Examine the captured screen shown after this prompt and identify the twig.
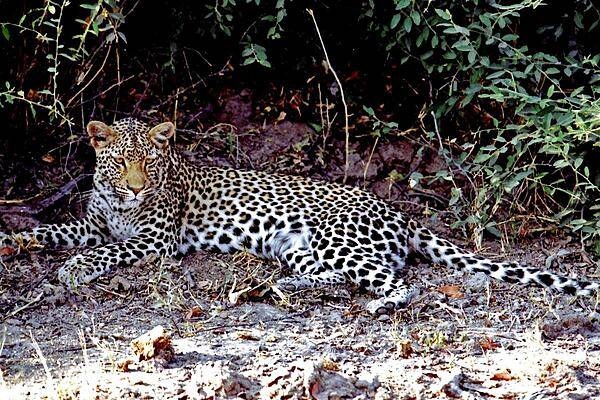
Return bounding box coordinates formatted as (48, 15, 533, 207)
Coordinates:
(74, 74, 136, 107)
(66, 44, 113, 108)
(0, 174, 89, 215)
(194, 311, 309, 332)
(174, 88, 180, 141)
(30, 330, 58, 398)
(307, 9, 350, 183)
(156, 58, 232, 109)
(3, 292, 44, 321)
(363, 136, 379, 187)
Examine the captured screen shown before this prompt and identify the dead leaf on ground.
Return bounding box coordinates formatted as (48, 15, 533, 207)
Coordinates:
(479, 336, 501, 351)
(236, 329, 261, 341)
(130, 325, 174, 364)
(491, 370, 516, 381)
(322, 358, 340, 372)
(41, 153, 55, 163)
(116, 358, 134, 372)
(185, 305, 203, 320)
(399, 341, 413, 358)
(0, 246, 15, 256)
(437, 285, 464, 299)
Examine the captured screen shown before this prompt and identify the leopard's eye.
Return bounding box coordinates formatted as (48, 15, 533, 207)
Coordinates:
(145, 155, 157, 165)
(113, 156, 126, 167)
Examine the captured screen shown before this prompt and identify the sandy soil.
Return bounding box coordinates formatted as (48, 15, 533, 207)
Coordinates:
(1, 241, 598, 399)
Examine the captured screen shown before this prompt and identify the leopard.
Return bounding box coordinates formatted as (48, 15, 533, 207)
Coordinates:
(1, 118, 598, 313)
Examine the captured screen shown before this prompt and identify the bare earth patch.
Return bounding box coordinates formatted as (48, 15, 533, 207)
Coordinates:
(1, 241, 598, 399)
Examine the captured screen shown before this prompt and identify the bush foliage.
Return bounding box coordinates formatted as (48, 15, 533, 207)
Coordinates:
(0, 0, 598, 249)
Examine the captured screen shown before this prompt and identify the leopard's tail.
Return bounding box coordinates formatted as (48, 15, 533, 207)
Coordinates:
(406, 219, 599, 296)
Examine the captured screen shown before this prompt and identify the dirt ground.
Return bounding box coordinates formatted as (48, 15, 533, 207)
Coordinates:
(1, 95, 599, 399)
(1, 238, 598, 399)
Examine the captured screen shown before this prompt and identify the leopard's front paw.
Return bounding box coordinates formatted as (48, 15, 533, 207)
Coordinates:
(58, 254, 106, 290)
(365, 287, 419, 315)
(275, 276, 301, 292)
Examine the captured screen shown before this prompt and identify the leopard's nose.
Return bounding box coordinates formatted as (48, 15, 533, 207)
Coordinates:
(128, 185, 143, 195)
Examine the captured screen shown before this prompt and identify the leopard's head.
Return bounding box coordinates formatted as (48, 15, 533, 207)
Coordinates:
(87, 118, 175, 207)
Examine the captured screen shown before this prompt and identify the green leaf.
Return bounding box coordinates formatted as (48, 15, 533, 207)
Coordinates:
(553, 159, 569, 168)
(117, 31, 127, 44)
(403, 15, 412, 32)
(467, 50, 476, 64)
(448, 187, 461, 206)
(410, 10, 421, 25)
(109, 13, 125, 22)
(1, 25, 9, 41)
(60, 53, 77, 61)
(395, 0, 410, 10)
(434, 8, 451, 20)
(478, 13, 491, 27)
(390, 14, 401, 29)
(420, 50, 433, 60)
(485, 223, 501, 238)
(276, 9, 285, 22)
(473, 153, 492, 163)
(452, 39, 472, 52)
(502, 34, 518, 41)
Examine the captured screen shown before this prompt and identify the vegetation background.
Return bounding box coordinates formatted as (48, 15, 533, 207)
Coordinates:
(0, 0, 599, 252)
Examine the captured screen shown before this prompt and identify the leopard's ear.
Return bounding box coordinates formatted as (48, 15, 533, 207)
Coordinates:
(148, 122, 175, 149)
(87, 121, 118, 150)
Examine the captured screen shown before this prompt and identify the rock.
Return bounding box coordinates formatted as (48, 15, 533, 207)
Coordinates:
(185, 360, 259, 399)
(130, 325, 174, 365)
(260, 359, 374, 399)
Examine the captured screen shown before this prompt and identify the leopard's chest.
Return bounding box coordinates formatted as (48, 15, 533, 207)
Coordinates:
(106, 210, 140, 241)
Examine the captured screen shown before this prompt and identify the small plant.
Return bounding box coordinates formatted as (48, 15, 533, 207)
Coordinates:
(241, 41, 271, 67)
(0, 0, 127, 126)
(203, 0, 286, 68)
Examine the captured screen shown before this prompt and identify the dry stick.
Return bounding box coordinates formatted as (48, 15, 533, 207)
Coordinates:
(4, 292, 44, 320)
(74, 75, 136, 107)
(307, 8, 350, 183)
(174, 88, 180, 142)
(66, 44, 113, 108)
(363, 136, 380, 187)
(30, 331, 57, 398)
